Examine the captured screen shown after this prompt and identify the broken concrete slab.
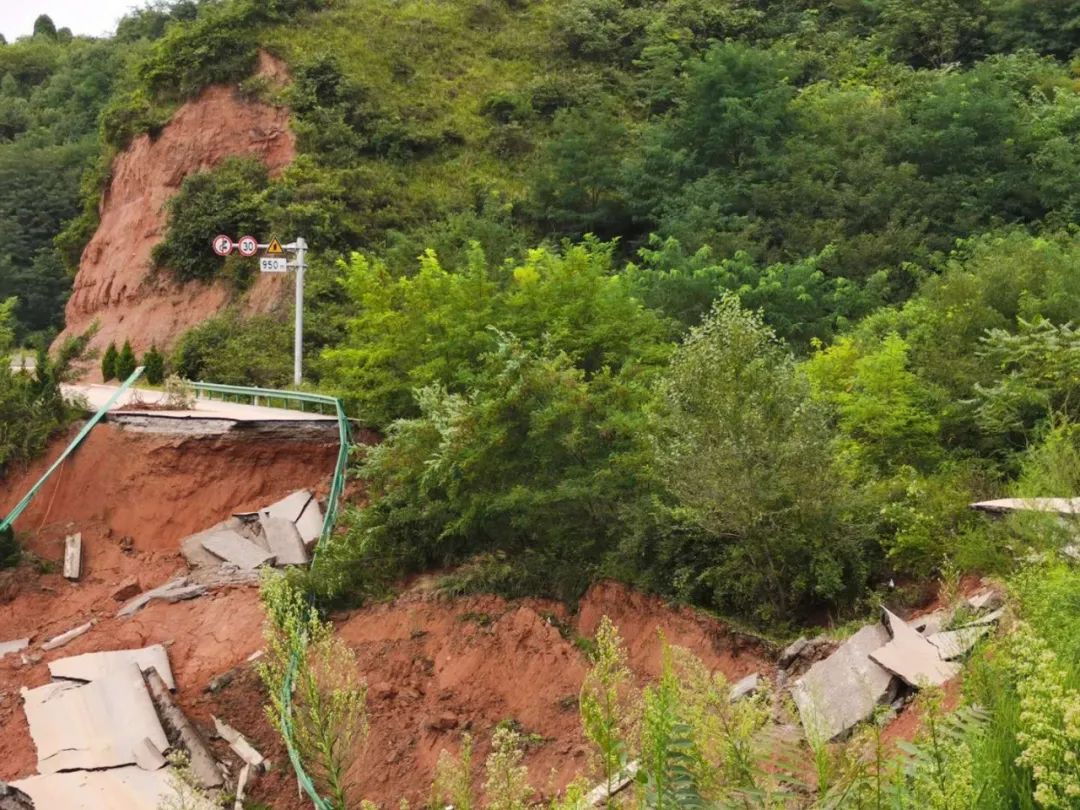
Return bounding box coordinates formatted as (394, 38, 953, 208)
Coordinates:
(730, 672, 760, 702)
(145, 668, 223, 789)
(913, 610, 949, 637)
(262, 490, 313, 524)
(927, 625, 991, 660)
(585, 760, 640, 807)
(12, 767, 217, 810)
(22, 661, 168, 773)
(117, 577, 206, 618)
(294, 497, 324, 547)
(0, 639, 29, 659)
(779, 637, 808, 669)
(213, 715, 266, 771)
(965, 606, 1005, 626)
(41, 619, 95, 651)
(968, 589, 1004, 612)
(49, 644, 176, 691)
(262, 491, 310, 523)
(133, 737, 166, 771)
(870, 609, 961, 689)
(63, 533, 82, 581)
(792, 623, 894, 742)
(971, 497, 1080, 515)
(260, 516, 308, 566)
(201, 530, 276, 570)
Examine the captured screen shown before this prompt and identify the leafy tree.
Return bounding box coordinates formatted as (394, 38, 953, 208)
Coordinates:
(323, 240, 669, 427)
(142, 344, 166, 385)
(312, 334, 658, 606)
(33, 15, 58, 40)
(653, 295, 869, 620)
(101, 341, 118, 381)
(115, 340, 136, 380)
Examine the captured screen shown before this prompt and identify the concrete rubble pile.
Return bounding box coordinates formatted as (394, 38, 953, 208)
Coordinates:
(9, 644, 219, 810)
(788, 588, 1005, 741)
(180, 489, 323, 577)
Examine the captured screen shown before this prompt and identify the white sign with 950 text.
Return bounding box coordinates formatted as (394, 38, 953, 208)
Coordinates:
(259, 257, 289, 273)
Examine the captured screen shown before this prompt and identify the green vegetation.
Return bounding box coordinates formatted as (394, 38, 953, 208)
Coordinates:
(142, 344, 165, 385)
(115, 339, 136, 381)
(13, 2, 1080, 801)
(101, 341, 117, 382)
(0, 297, 83, 479)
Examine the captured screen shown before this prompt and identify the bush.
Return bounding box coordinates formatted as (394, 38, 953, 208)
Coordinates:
(151, 157, 270, 283)
(101, 341, 118, 381)
(172, 311, 293, 387)
(142, 344, 165, 385)
(309, 335, 658, 606)
(115, 340, 136, 380)
(651, 295, 871, 622)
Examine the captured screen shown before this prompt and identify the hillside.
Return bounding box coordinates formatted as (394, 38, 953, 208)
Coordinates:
(6, 1, 1080, 807)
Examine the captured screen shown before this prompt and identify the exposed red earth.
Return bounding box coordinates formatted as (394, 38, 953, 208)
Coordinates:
(52, 53, 297, 372)
(0, 422, 777, 808)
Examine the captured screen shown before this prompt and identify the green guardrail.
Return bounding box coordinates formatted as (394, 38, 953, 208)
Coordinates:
(191, 381, 350, 810)
(1, 366, 146, 532)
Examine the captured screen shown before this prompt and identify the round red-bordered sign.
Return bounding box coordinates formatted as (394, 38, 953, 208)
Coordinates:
(237, 235, 259, 257)
(212, 234, 234, 256)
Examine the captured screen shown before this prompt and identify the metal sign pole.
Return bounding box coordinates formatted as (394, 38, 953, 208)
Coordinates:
(293, 237, 307, 387)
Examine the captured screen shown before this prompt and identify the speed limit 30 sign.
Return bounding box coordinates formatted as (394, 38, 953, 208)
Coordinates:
(237, 235, 258, 257)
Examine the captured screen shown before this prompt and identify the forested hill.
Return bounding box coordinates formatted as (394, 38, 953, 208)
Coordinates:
(3, 0, 1080, 347)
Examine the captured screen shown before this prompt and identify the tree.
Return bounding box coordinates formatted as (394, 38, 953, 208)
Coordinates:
(101, 341, 118, 381)
(33, 15, 58, 39)
(142, 344, 165, 385)
(654, 295, 869, 620)
(115, 340, 136, 380)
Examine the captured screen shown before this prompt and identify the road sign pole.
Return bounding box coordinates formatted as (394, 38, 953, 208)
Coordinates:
(294, 237, 307, 387)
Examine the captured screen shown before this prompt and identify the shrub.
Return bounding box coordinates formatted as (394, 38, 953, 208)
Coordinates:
(652, 295, 871, 622)
(310, 334, 658, 606)
(259, 574, 369, 810)
(115, 340, 136, 381)
(142, 344, 165, 385)
(173, 311, 292, 387)
(101, 341, 118, 381)
(151, 158, 270, 283)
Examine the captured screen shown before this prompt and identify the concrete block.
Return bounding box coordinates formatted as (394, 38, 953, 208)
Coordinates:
(870, 609, 961, 689)
(792, 623, 894, 742)
(294, 497, 324, 547)
(261, 490, 312, 524)
(730, 672, 760, 702)
(49, 644, 175, 691)
(22, 661, 167, 773)
(927, 625, 990, 660)
(0, 639, 29, 659)
(41, 620, 95, 651)
(200, 530, 276, 570)
(63, 534, 82, 581)
(259, 516, 308, 566)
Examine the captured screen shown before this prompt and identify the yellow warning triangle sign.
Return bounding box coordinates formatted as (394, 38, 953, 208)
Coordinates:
(265, 237, 284, 255)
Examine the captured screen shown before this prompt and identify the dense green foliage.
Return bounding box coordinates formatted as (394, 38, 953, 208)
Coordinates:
(0, 298, 81, 478)
(101, 341, 118, 382)
(142, 344, 166, 384)
(13, 0, 1080, 626)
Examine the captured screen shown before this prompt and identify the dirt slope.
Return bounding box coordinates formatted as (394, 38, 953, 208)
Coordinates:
(0, 424, 773, 808)
(53, 54, 296, 371)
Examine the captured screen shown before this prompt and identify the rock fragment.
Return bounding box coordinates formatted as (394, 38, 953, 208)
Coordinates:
(41, 620, 95, 651)
(869, 610, 960, 689)
(927, 625, 990, 660)
(730, 672, 760, 702)
(63, 533, 82, 581)
(792, 623, 894, 742)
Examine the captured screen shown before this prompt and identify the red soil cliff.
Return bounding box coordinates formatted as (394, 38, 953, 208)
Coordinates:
(53, 58, 296, 374)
